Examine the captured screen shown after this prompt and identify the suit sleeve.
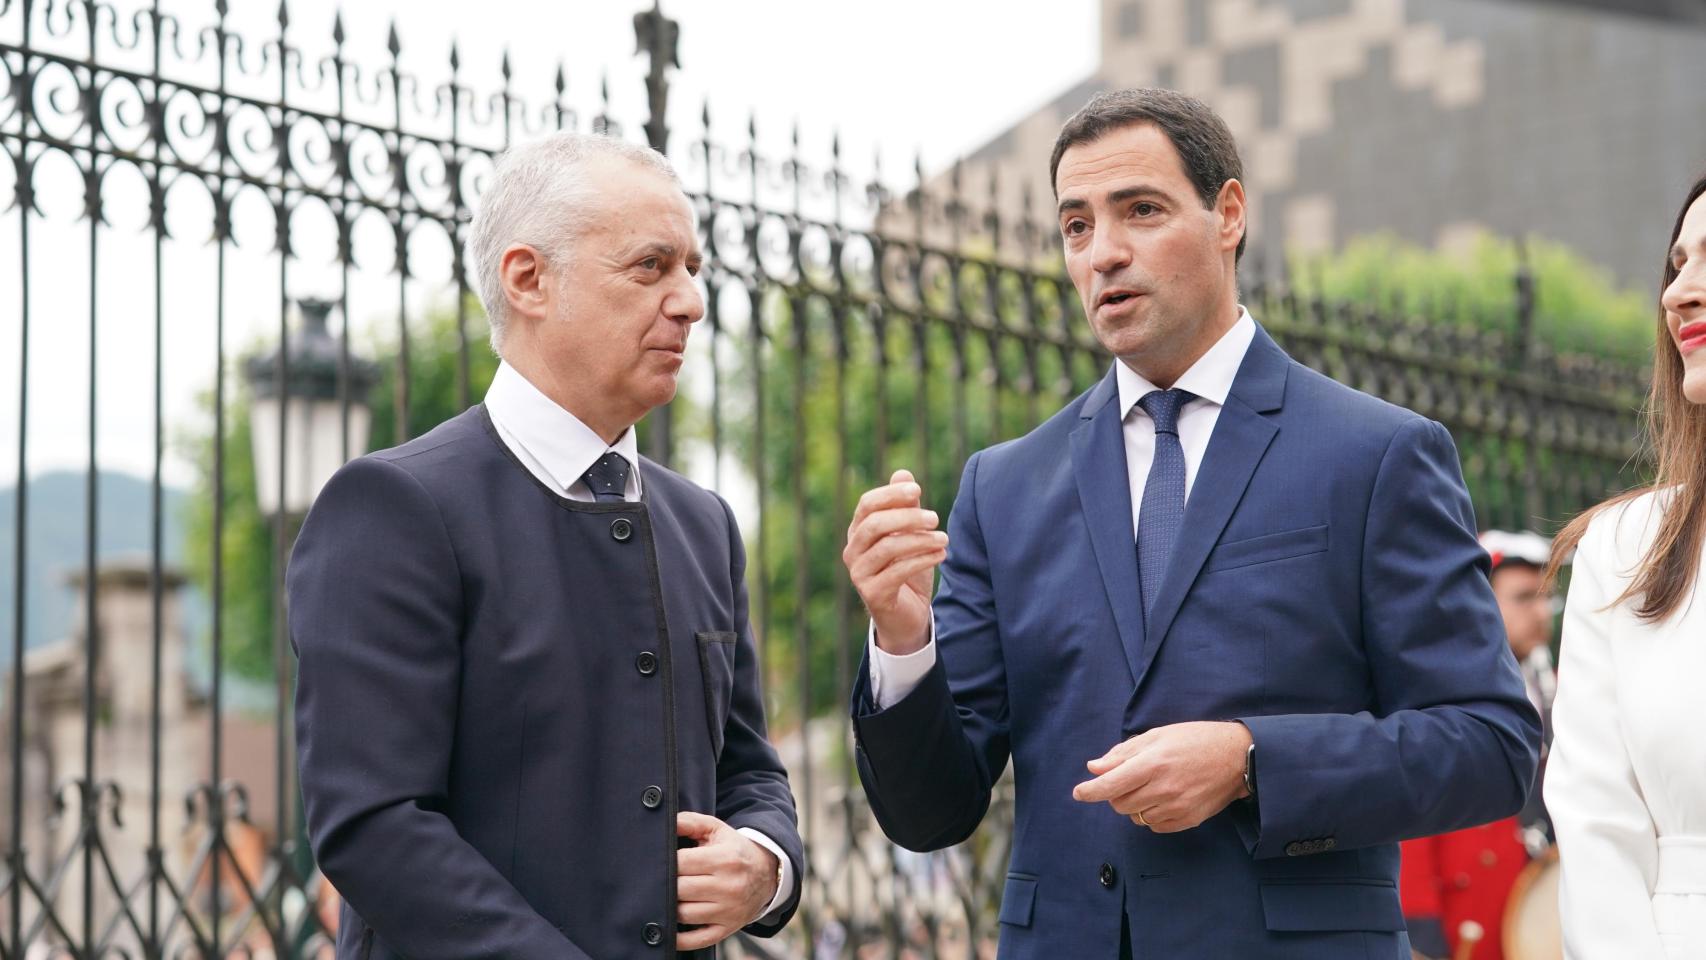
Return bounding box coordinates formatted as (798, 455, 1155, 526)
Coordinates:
(851, 450, 1010, 851)
(1544, 518, 1666, 958)
(289, 456, 589, 959)
(711, 494, 804, 937)
(1236, 417, 1542, 858)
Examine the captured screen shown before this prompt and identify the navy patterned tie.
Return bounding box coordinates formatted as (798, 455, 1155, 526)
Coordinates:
(1137, 389, 1194, 616)
(580, 451, 632, 503)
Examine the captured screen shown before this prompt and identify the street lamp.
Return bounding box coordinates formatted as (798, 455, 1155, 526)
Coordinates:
(244, 298, 380, 519)
(242, 297, 380, 914)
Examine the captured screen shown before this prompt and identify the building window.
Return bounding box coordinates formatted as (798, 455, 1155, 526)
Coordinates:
(1187, 0, 1210, 46)
(1119, 1, 1144, 38)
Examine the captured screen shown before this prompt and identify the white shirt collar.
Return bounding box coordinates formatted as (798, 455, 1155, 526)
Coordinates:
(484, 361, 643, 497)
(1116, 307, 1257, 419)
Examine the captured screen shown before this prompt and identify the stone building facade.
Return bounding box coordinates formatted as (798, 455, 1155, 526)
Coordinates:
(0, 559, 279, 941)
(940, 0, 1706, 289)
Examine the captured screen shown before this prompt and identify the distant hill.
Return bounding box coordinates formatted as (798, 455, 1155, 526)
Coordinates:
(0, 470, 191, 654)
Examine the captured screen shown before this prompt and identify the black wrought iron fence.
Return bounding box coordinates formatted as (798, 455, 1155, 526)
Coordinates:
(0, 1, 1648, 957)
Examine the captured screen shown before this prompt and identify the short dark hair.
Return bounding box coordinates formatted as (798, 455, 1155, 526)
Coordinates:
(1050, 88, 1247, 262)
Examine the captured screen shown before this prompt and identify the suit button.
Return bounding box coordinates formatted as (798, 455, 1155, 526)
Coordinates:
(1323, 837, 1337, 852)
(642, 922, 663, 946)
(636, 652, 658, 676)
(1099, 862, 1117, 888)
(611, 518, 634, 542)
(642, 785, 663, 809)
(1285, 842, 1305, 857)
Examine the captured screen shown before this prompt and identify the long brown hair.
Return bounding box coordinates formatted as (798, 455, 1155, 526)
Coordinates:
(1547, 174, 1706, 622)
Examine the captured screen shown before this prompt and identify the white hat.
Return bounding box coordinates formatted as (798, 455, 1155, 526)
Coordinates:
(1479, 529, 1553, 571)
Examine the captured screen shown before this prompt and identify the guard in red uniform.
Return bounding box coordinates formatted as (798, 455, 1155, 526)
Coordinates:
(1401, 818, 1528, 959)
(1401, 531, 1557, 960)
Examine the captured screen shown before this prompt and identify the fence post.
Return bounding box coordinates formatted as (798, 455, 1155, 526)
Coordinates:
(1513, 238, 1536, 363)
(635, 1, 680, 467)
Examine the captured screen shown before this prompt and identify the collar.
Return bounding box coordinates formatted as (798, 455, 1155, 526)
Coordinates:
(483, 361, 643, 496)
(1116, 306, 1257, 419)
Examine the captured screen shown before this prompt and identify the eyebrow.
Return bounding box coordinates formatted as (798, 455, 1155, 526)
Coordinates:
(634, 242, 679, 260)
(1056, 183, 1172, 219)
(1108, 185, 1170, 205)
(631, 241, 703, 265)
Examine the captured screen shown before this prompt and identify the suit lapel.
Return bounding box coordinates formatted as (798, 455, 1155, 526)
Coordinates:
(1070, 368, 1145, 685)
(1133, 326, 1290, 690)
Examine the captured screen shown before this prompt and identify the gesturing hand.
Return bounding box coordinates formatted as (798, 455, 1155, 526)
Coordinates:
(1071, 721, 1252, 832)
(675, 812, 781, 952)
(843, 469, 948, 656)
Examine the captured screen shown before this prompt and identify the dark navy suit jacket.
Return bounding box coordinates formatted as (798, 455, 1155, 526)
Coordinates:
(852, 324, 1542, 959)
(290, 406, 801, 959)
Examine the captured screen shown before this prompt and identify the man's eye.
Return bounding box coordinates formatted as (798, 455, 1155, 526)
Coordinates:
(641, 257, 662, 271)
(686, 262, 702, 277)
(1134, 202, 1157, 217)
(1064, 220, 1088, 236)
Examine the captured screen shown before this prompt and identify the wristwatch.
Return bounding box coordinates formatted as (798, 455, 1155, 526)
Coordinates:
(1243, 742, 1258, 801)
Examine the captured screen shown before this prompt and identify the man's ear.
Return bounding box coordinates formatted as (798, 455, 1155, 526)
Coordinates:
(1216, 179, 1247, 258)
(499, 243, 550, 326)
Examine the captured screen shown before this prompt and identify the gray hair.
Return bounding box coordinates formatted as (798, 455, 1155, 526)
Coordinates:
(467, 131, 682, 353)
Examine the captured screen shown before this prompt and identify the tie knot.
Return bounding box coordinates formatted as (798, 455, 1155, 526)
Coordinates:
(1138, 389, 1193, 436)
(581, 451, 632, 502)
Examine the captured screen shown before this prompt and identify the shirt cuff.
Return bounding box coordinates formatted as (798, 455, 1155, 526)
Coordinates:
(867, 617, 938, 711)
(736, 827, 794, 923)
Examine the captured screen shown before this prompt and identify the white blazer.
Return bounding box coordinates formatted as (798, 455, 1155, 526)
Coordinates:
(1547, 490, 1706, 959)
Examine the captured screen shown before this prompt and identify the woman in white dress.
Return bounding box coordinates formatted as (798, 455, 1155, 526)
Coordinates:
(1545, 174, 1706, 959)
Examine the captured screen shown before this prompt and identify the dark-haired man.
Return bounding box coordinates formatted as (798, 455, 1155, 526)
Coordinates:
(843, 89, 1541, 958)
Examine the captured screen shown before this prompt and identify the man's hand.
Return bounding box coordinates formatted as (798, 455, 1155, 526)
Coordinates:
(675, 812, 781, 951)
(1071, 721, 1252, 832)
(843, 469, 947, 656)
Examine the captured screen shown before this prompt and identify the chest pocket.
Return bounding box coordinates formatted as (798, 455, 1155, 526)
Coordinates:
(1202, 524, 1328, 575)
(696, 631, 737, 759)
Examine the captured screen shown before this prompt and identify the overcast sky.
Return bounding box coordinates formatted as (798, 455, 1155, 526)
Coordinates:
(0, 0, 1098, 491)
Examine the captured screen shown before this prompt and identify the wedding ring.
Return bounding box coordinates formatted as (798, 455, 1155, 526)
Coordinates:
(1137, 810, 1150, 827)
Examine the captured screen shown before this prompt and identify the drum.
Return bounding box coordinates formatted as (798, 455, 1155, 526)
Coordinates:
(1502, 848, 1562, 960)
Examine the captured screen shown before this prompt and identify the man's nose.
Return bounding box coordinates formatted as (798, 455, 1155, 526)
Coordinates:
(667, 273, 706, 325)
(1089, 223, 1133, 275)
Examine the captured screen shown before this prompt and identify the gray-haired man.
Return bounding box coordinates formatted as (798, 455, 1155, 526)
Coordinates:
(291, 132, 802, 959)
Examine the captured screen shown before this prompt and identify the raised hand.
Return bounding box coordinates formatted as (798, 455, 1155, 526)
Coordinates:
(842, 469, 948, 656)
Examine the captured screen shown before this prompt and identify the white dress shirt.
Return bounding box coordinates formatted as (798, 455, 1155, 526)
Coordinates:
(485, 361, 645, 501)
(485, 361, 796, 922)
(868, 309, 1259, 709)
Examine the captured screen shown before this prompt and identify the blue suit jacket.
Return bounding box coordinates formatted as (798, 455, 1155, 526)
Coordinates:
(852, 325, 1541, 959)
(290, 407, 800, 959)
